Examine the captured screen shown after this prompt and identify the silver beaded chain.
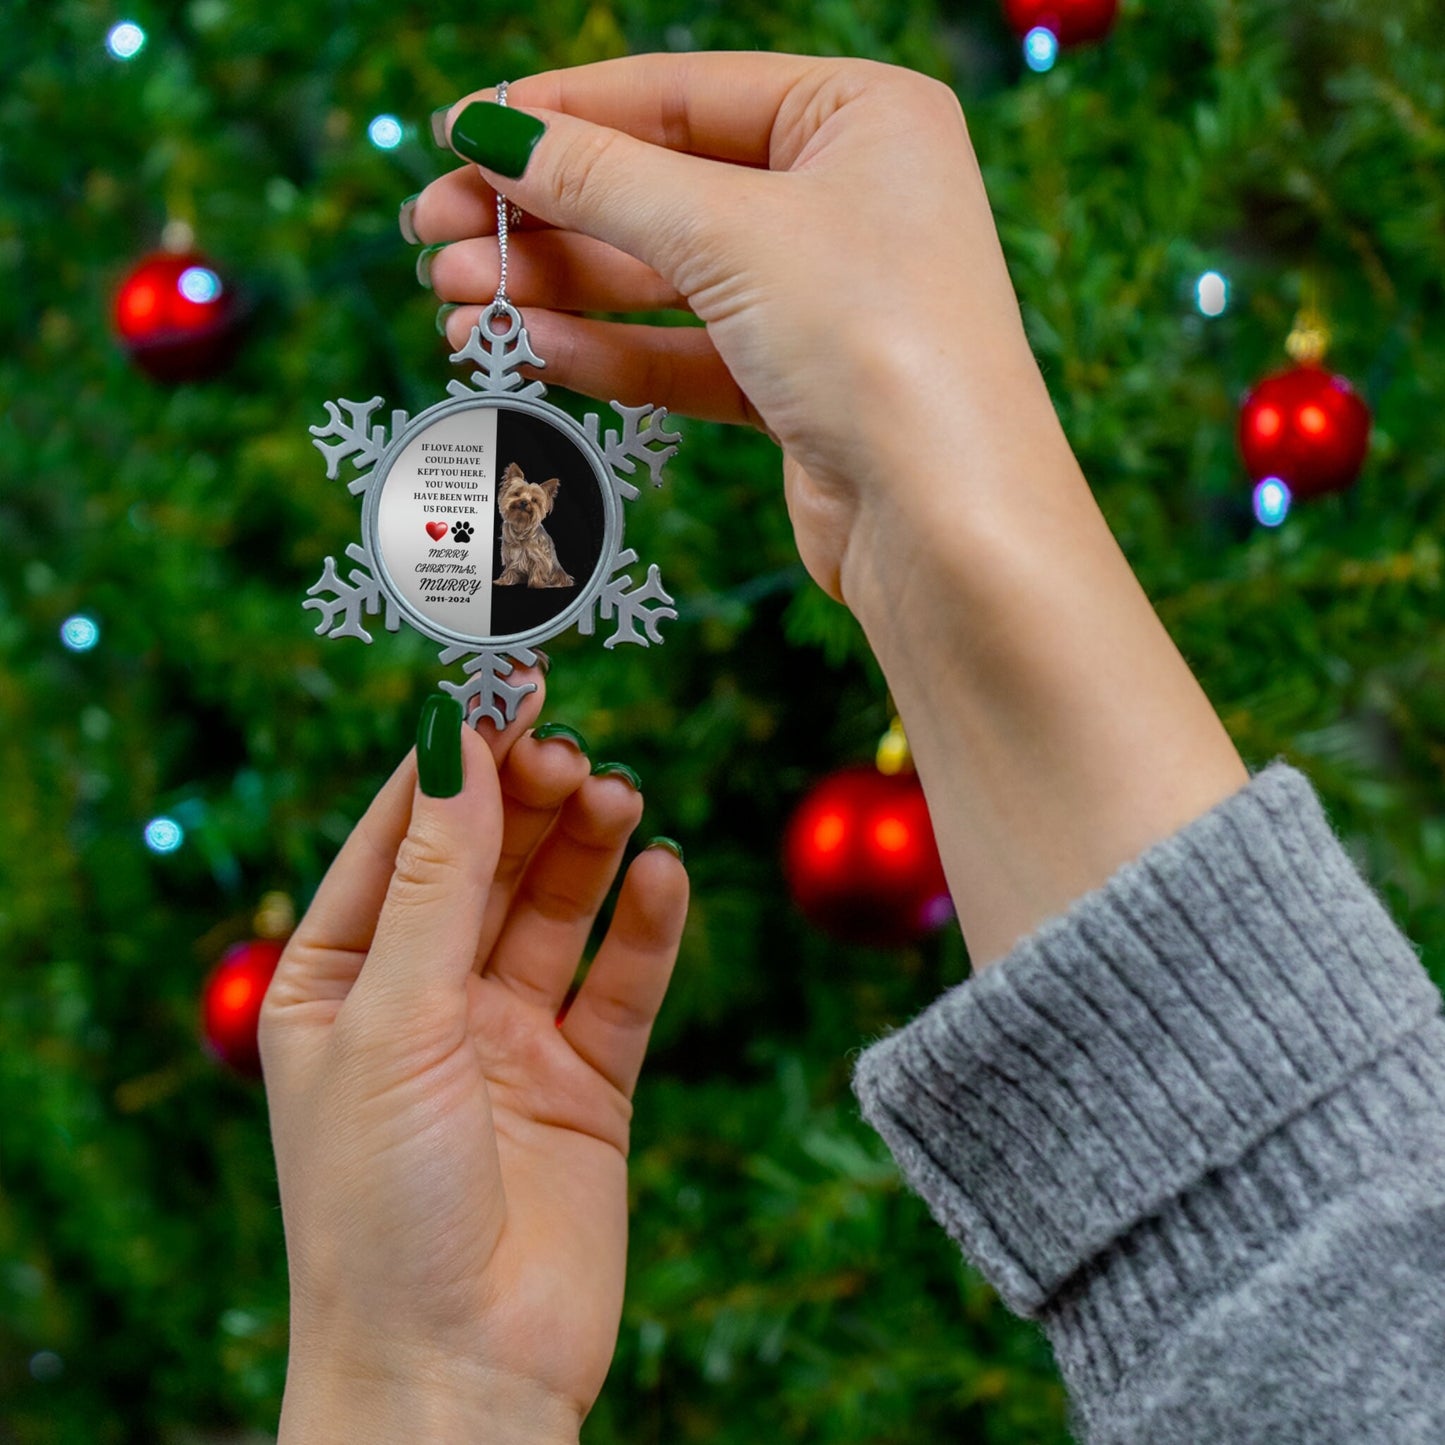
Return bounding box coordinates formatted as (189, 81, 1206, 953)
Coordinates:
(491, 82, 522, 316)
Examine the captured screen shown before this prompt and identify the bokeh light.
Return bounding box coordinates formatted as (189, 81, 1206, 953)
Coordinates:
(105, 21, 146, 59)
(1196, 270, 1229, 317)
(144, 817, 185, 853)
(1253, 476, 1292, 528)
(1024, 26, 1059, 72)
(367, 114, 404, 150)
(60, 615, 100, 652)
(178, 266, 222, 303)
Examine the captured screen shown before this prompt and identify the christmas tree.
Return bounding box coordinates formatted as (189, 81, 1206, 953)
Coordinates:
(3, 0, 1443, 1440)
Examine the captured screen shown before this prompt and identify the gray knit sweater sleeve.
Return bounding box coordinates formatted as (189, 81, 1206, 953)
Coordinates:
(851, 758, 1445, 1442)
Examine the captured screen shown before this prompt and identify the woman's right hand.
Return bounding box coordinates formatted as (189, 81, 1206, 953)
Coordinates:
(410, 53, 1069, 607)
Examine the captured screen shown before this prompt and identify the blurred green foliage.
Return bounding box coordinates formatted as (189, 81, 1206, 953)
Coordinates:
(2, 0, 1444, 1440)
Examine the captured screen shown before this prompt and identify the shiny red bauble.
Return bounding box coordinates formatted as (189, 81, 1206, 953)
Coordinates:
(784, 765, 953, 947)
(1238, 362, 1372, 500)
(1002, 0, 1119, 45)
(113, 250, 241, 382)
(200, 939, 284, 1077)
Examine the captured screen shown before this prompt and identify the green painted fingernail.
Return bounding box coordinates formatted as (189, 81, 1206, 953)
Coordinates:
(533, 722, 589, 755)
(417, 693, 464, 798)
(644, 836, 684, 864)
(591, 760, 642, 791)
(449, 101, 546, 179)
(398, 193, 421, 245)
(435, 302, 459, 337)
(430, 105, 453, 148)
(416, 242, 449, 290)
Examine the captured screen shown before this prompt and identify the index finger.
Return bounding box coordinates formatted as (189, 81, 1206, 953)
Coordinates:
(458, 51, 850, 168)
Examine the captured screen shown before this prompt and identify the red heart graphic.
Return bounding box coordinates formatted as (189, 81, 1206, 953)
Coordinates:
(426, 521, 449, 540)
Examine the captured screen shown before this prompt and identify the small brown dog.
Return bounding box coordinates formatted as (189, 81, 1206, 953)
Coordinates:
(494, 462, 574, 589)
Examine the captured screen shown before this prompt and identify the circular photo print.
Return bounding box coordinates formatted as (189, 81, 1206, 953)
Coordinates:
(374, 402, 607, 644)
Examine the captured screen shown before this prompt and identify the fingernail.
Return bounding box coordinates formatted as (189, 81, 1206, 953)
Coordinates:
(591, 760, 642, 791)
(398, 193, 421, 245)
(430, 105, 453, 148)
(644, 836, 684, 864)
(531, 648, 551, 676)
(435, 302, 460, 337)
(416, 242, 449, 290)
(449, 100, 546, 179)
(417, 693, 464, 798)
(532, 722, 589, 755)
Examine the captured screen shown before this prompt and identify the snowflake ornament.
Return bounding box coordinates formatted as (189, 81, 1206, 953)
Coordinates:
(305, 303, 681, 727)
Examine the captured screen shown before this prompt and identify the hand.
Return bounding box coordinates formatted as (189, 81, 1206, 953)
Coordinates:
(411, 53, 1065, 605)
(260, 680, 689, 1442)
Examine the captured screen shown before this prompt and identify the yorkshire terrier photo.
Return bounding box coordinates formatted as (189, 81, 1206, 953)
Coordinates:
(494, 462, 574, 589)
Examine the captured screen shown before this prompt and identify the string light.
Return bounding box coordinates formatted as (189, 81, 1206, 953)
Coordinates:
(144, 817, 185, 854)
(105, 21, 146, 59)
(60, 615, 100, 652)
(1253, 477, 1292, 528)
(177, 265, 223, 303)
(1024, 27, 1059, 71)
(1196, 270, 1229, 317)
(367, 114, 404, 150)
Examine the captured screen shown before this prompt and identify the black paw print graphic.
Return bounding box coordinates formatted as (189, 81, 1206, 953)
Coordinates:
(451, 520, 474, 545)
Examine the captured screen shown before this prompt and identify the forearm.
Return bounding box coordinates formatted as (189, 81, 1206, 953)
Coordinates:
(840, 363, 1248, 970)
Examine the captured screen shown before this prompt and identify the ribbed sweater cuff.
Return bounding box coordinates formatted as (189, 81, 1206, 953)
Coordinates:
(851, 758, 1442, 1318)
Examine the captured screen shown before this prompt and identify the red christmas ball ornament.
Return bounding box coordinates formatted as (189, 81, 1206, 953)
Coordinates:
(200, 939, 284, 1077)
(113, 250, 241, 383)
(1238, 362, 1371, 501)
(1003, 0, 1119, 46)
(784, 764, 953, 947)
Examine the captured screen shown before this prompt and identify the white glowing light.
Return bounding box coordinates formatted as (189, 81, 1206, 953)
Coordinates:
(368, 114, 404, 150)
(1024, 26, 1059, 72)
(1253, 477, 1292, 528)
(60, 615, 100, 652)
(178, 266, 222, 303)
(1196, 270, 1229, 317)
(106, 21, 146, 59)
(144, 817, 185, 853)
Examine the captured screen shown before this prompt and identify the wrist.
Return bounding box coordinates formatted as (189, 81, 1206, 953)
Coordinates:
(279, 1339, 582, 1445)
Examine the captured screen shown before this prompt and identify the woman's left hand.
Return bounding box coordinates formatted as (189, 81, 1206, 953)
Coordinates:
(260, 678, 688, 1443)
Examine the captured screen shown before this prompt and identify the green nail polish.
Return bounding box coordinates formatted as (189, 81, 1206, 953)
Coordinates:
(644, 836, 684, 864)
(591, 760, 642, 791)
(398, 193, 421, 245)
(435, 302, 460, 337)
(429, 105, 452, 148)
(533, 722, 589, 755)
(417, 693, 464, 797)
(449, 100, 546, 179)
(416, 242, 449, 290)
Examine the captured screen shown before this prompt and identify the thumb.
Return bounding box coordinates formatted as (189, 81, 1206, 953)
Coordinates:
(441, 94, 762, 294)
(347, 694, 503, 1024)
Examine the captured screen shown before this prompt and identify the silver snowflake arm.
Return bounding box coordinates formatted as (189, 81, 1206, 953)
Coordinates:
(436, 645, 540, 729)
(579, 549, 677, 649)
(303, 543, 399, 643)
(584, 402, 681, 500)
(309, 398, 410, 492)
(447, 315, 547, 400)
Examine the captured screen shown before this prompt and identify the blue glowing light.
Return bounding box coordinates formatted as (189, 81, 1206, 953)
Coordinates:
(106, 21, 146, 59)
(144, 817, 185, 853)
(60, 615, 100, 652)
(178, 266, 222, 304)
(368, 114, 404, 150)
(1024, 26, 1059, 72)
(1196, 270, 1229, 317)
(1253, 477, 1292, 528)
